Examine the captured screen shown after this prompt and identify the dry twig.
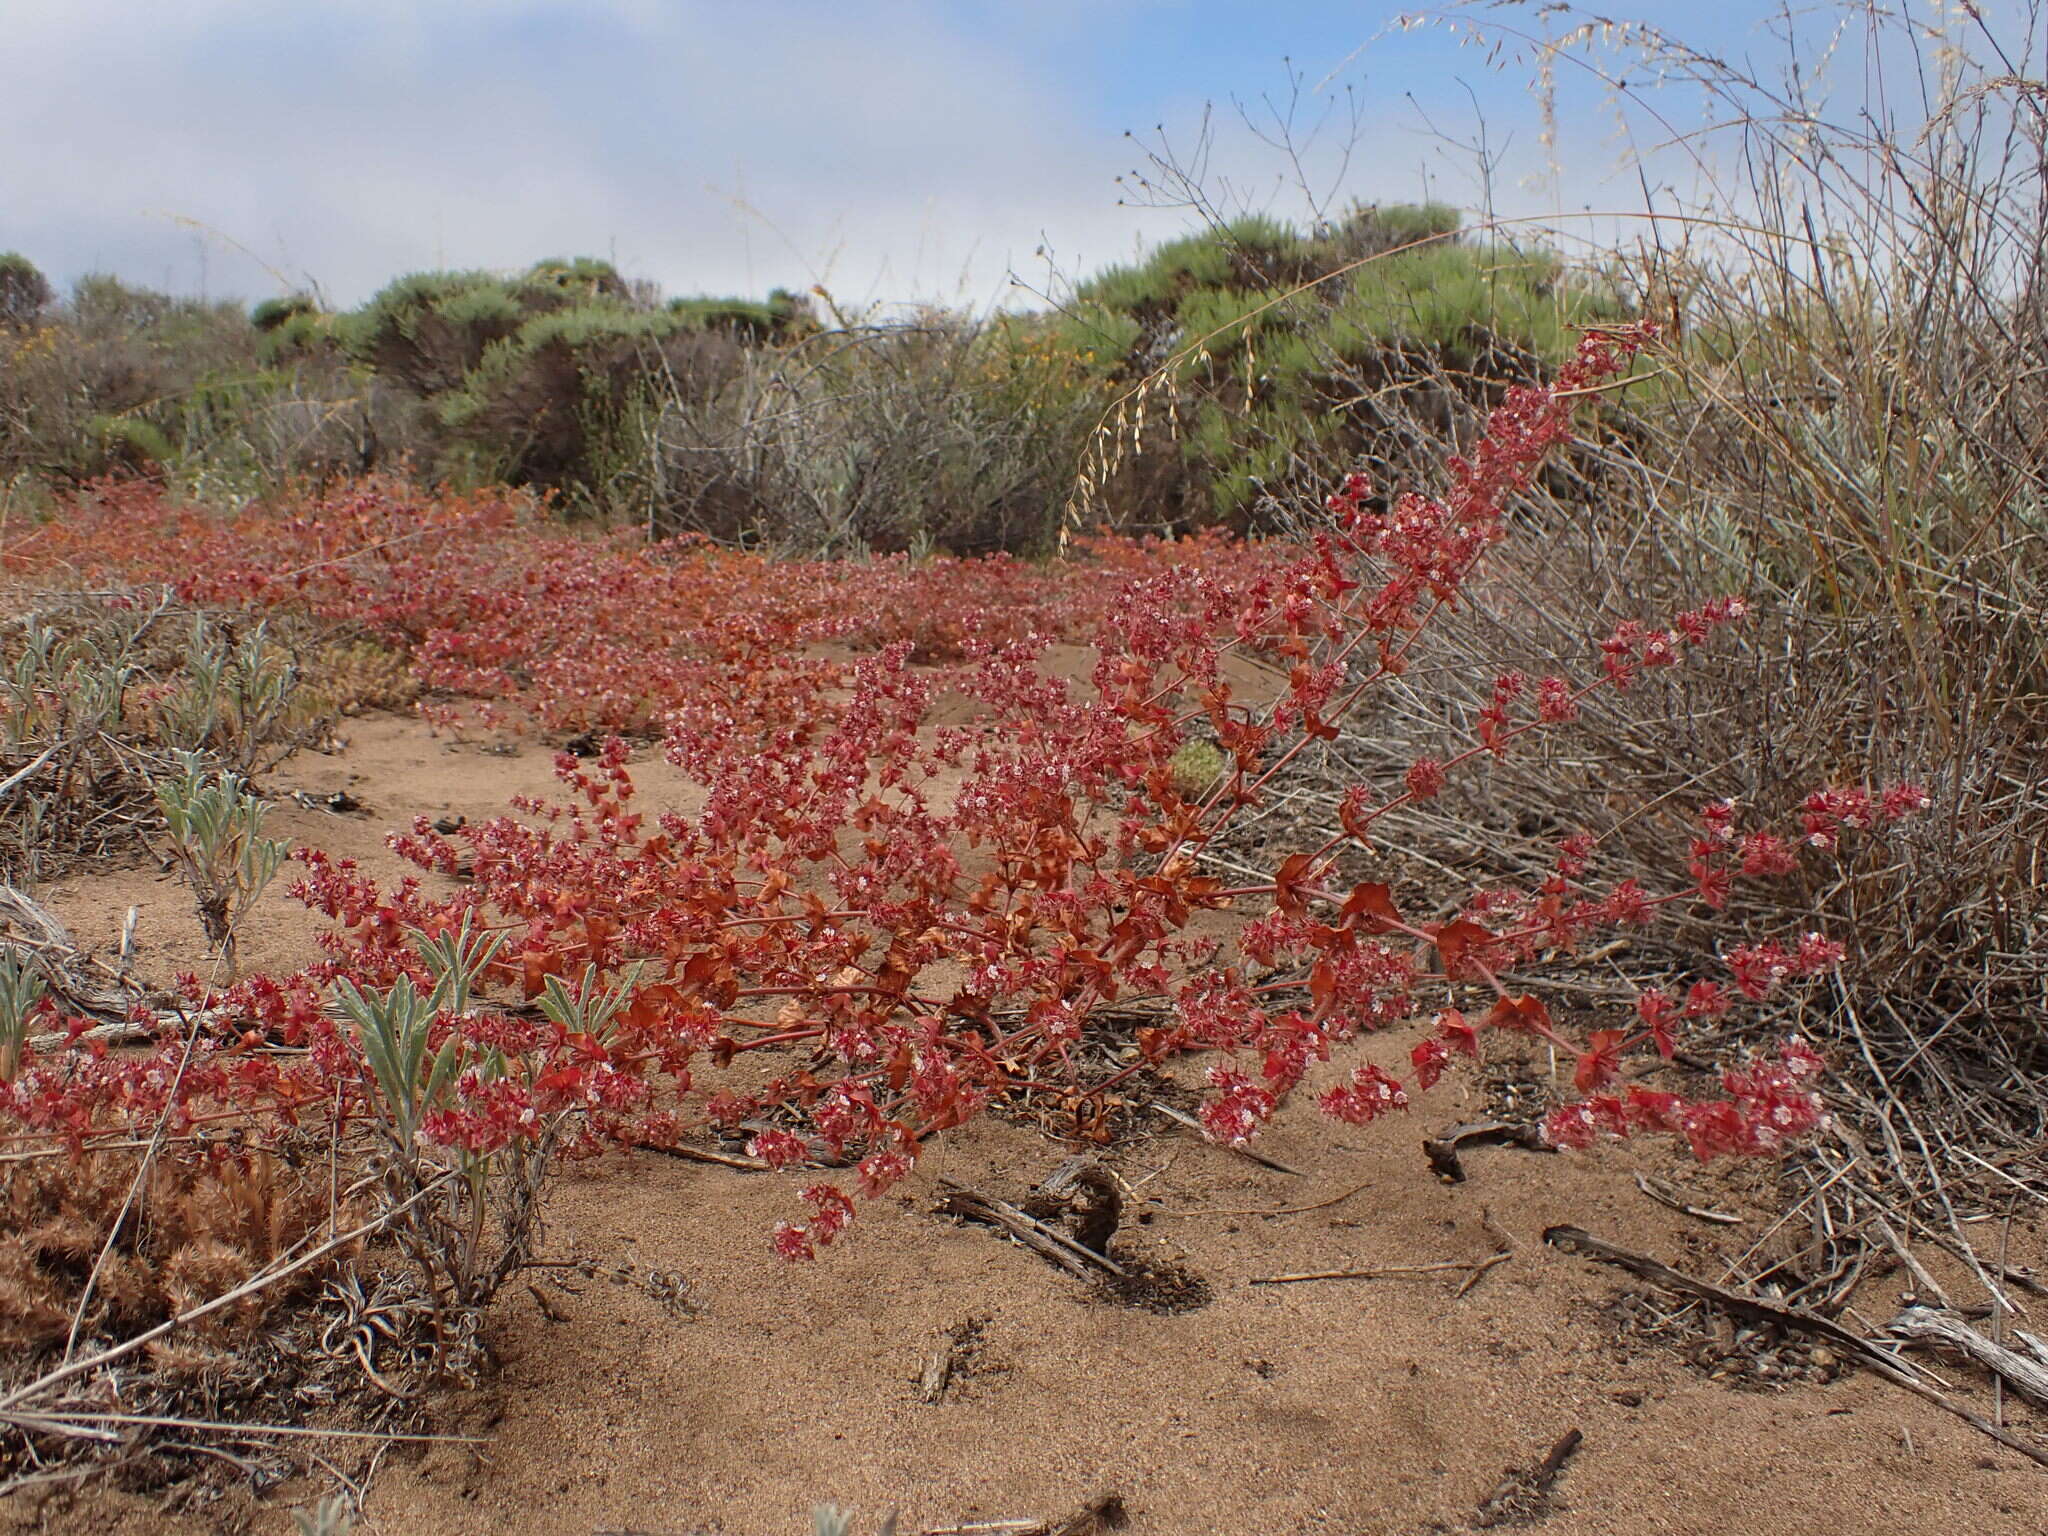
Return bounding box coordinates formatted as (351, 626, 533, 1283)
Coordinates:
(1474, 1427, 1583, 1528)
(1252, 1208, 1515, 1294)
(1887, 1307, 2048, 1412)
(934, 1183, 1128, 1280)
(1547, 1224, 2048, 1472)
(1150, 1102, 1303, 1175)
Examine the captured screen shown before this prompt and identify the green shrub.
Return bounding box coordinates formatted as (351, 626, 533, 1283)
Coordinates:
(1329, 242, 1613, 363)
(0, 252, 52, 330)
(69, 273, 176, 333)
(87, 413, 175, 472)
(340, 270, 533, 394)
(1067, 203, 1623, 522)
(255, 310, 334, 364)
(250, 292, 319, 332)
(1321, 200, 1463, 260)
(667, 286, 817, 342)
(522, 256, 629, 300)
(440, 301, 738, 508)
(1076, 214, 1305, 314)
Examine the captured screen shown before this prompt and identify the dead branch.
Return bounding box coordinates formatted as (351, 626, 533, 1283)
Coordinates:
(1421, 1119, 1552, 1183)
(1887, 1306, 2048, 1411)
(1474, 1427, 1583, 1528)
(1546, 1225, 2048, 1472)
(1633, 1172, 1744, 1225)
(934, 1183, 1128, 1280)
(1254, 1209, 1514, 1293)
(633, 1142, 771, 1172)
(1037, 1493, 1129, 1536)
(1150, 1102, 1303, 1175)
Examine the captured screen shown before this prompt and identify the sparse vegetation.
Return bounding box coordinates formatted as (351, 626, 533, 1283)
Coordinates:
(153, 750, 287, 975)
(1, 1, 2044, 1528)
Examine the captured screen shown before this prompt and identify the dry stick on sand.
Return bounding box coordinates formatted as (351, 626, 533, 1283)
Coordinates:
(1153, 1179, 1374, 1220)
(635, 1142, 771, 1172)
(1544, 1225, 2048, 1472)
(1887, 1307, 2048, 1412)
(1474, 1427, 1584, 1529)
(5, 1411, 482, 1447)
(0, 744, 61, 802)
(1036, 1493, 1130, 1536)
(1420, 1119, 1552, 1183)
(1149, 1102, 1303, 1175)
(920, 1500, 1128, 1536)
(934, 1183, 1129, 1280)
(1252, 1208, 1516, 1296)
(1633, 1171, 1744, 1225)
(2, 883, 200, 1044)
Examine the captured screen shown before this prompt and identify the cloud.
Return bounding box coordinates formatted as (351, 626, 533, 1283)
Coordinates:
(6, 0, 1818, 312)
(1, 0, 1206, 308)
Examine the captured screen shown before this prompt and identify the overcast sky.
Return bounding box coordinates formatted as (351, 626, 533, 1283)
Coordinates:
(1, 2, 1885, 311)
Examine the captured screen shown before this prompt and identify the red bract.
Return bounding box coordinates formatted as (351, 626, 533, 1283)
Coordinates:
(1545, 1038, 1828, 1159)
(1200, 1067, 1278, 1146)
(1317, 1063, 1410, 1125)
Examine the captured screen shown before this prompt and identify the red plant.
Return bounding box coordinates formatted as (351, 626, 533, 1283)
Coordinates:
(1, 325, 1931, 1263)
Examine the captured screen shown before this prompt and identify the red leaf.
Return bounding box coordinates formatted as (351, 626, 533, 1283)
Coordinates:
(1574, 1028, 1627, 1092)
(1430, 918, 1497, 979)
(1483, 994, 1553, 1037)
(1340, 881, 1404, 934)
(1273, 852, 1316, 916)
(1436, 1008, 1480, 1057)
(1411, 1036, 1451, 1090)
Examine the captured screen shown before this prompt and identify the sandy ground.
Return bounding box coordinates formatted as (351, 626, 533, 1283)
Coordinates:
(15, 714, 2045, 1536)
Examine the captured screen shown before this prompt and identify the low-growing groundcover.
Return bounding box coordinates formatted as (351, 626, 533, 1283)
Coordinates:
(4, 320, 2036, 1534)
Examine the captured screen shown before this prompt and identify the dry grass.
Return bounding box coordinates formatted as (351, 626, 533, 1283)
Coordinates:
(0, 1146, 349, 1360)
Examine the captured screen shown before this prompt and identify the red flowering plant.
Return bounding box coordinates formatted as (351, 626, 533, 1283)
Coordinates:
(4, 478, 1280, 739)
(0, 323, 1931, 1272)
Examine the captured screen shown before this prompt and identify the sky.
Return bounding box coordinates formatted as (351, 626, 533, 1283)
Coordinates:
(0, 1, 1948, 312)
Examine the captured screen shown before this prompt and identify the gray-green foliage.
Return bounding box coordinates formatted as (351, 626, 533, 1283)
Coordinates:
(85, 413, 175, 471)
(341, 258, 769, 512)
(290, 1496, 354, 1536)
(647, 300, 1119, 554)
(335, 916, 511, 1150)
(2, 614, 135, 751)
(330, 917, 583, 1318)
(0, 268, 390, 499)
(2, 206, 1615, 544)
(146, 615, 299, 773)
(2, 603, 311, 882)
(339, 269, 535, 394)
(1076, 214, 1305, 313)
(333, 970, 465, 1151)
(0, 948, 48, 1081)
(523, 256, 630, 301)
(2, 611, 142, 880)
(436, 301, 692, 497)
(250, 293, 319, 333)
(667, 286, 816, 342)
(534, 960, 644, 1041)
(152, 750, 286, 973)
